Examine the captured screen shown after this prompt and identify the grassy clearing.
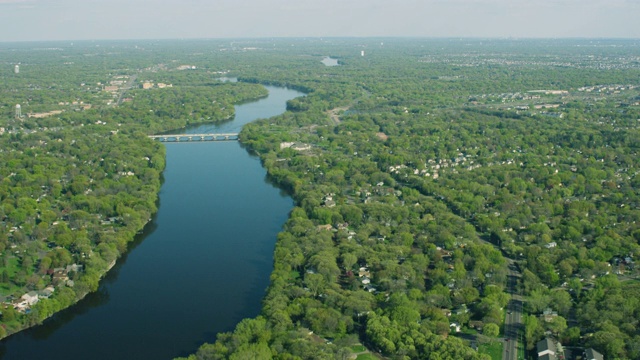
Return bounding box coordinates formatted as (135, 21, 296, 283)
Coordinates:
(351, 345, 366, 352)
(478, 341, 503, 360)
(355, 354, 377, 360)
(0, 257, 23, 296)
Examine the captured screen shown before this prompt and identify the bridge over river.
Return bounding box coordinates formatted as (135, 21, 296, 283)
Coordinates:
(148, 133, 239, 142)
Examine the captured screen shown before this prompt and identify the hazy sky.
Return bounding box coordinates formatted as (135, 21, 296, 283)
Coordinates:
(0, 0, 639, 41)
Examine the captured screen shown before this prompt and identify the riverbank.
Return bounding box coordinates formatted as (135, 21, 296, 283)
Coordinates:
(0, 85, 270, 342)
(0, 85, 304, 360)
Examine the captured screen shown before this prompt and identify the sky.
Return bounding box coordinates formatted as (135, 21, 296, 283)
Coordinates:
(0, 0, 639, 42)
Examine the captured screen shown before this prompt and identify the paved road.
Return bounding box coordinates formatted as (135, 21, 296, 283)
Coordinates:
(503, 261, 523, 360)
(116, 73, 138, 105)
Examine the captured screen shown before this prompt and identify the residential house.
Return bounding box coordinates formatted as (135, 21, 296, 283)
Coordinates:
(536, 338, 557, 360)
(13, 291, 39, 313)
(38, 286, 55, 299)
(316, 224, 333, 232)
(542, 308, 558, 322)
(454, 304, 469, 315)
(52, 268, 70, 285)
(584, 348, 604, 360)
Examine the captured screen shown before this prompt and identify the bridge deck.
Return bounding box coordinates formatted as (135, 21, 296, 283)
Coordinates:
(148, 133, 239, 142)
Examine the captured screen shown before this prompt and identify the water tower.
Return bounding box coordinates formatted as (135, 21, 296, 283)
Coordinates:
(14, 65, 19, 74)
(15, 104, 21, 118)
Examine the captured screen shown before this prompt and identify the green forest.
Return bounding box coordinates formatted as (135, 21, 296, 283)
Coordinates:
(2, 38, 640, 359)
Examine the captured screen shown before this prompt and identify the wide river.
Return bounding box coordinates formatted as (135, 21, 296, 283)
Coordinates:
(0, 85, 304, 359)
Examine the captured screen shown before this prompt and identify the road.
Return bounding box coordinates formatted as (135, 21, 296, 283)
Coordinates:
(116, 73, 138, 105)
(503, 261, 523, 360)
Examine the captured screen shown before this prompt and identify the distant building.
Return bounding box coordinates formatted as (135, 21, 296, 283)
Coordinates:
(142, 82, 153, 89)
(14, 65, 19, 74)
(15, 104, 21, 118)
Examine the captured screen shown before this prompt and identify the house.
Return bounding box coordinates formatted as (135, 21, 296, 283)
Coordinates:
(38, 286, 55, 299)
(358, 267, 371, 278)
(584, 348, 604, 360)
(454, 304, 469, 315)
(361, 277, 371, 285)
(364, 284, 377, 293)
(66, 263, 83, 273)
(281, 142, 312, 151)
(536, 338, 557, 359)
(23, 292, 39, 305)
(13, 292, 39, 313)
(545, 242, 557, 249)
(316, 224, 333, 232)
(542, 308, 558, 322)
(52, 268, 70, 284)
(450, 322, 461, 333)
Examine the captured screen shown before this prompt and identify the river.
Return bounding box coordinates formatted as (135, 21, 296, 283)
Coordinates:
(0, 85, 304, 359)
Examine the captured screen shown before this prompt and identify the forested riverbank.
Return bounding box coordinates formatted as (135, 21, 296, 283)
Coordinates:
(0, 42, 268, 338)
(179, 39, 640, 360)
(2, 39, 640, 360)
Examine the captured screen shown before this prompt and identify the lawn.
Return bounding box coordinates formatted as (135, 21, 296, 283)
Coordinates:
(0, 257, 23, 297)
(288, 270, 300, 281)
(356, 354, 377, 360)
(462, 327, 478, 335)
(478, 341, 504, 360)
(351, 345, 367, 352)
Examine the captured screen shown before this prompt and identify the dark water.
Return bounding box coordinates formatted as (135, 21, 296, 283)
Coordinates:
(0, 85, 304, 360)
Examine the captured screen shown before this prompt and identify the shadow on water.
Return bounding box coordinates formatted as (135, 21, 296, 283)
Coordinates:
(0, 84, 305, 360)
(0, 213, 159, 348)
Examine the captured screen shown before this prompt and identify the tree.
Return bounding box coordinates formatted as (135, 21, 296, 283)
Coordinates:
(304, 273, 325, 297)
(483, 323, 500, 338)
(341, 253, 357, 271)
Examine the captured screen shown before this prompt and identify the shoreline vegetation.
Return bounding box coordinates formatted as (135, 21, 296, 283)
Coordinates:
(0, 55, 269, 339)
(178, 39, 640, 360)
(2, 39, 640, 360)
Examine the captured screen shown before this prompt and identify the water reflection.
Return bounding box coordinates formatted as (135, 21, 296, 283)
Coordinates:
(0, 85, 304, 360)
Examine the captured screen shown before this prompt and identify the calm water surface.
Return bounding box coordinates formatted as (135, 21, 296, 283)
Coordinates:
(0, 85, 304, 359)
(321, 57, 339, 66)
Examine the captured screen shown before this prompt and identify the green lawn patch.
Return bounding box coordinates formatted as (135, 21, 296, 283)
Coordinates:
(351, 345, 366, 352)
(356, 354, 377, 360)
(288, 270, 300, 281)
(0, 257, 23, 297)
(478, 341, 503, 360)
(3, 257, 21, 277)
(462, 327, 478, 335)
